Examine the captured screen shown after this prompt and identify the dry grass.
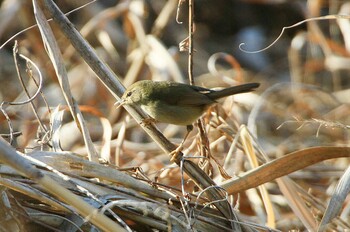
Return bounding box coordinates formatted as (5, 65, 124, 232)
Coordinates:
(0, 0, 350, 231)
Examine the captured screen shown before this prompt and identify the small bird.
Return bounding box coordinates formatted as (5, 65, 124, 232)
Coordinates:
(118, 80, 259, 127)
(117, 80, 259, 160)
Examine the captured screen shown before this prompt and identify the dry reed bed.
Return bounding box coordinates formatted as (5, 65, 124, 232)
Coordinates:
(0, 1, 349, 231)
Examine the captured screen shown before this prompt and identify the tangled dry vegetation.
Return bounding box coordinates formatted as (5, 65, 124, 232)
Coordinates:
(0, 0, 350, 231)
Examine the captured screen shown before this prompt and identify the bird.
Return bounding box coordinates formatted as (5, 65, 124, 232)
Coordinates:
(117, 80, 259, 159)
(117, 80, 259, 127)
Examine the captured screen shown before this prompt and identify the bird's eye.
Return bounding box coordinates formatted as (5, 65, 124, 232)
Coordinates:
(126, 91, 132, 97)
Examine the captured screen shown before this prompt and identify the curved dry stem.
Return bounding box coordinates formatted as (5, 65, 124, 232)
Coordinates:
(239, 14, 350, 54)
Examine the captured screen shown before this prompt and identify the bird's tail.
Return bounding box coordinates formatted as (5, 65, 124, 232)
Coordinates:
(207, 83, 260, 100)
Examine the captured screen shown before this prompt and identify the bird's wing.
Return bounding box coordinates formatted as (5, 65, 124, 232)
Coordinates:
(153, 83, 215, 106)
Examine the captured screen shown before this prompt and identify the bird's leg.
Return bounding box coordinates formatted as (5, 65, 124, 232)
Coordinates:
(170, 125, 193, 163)
(183, 124, 193, 144)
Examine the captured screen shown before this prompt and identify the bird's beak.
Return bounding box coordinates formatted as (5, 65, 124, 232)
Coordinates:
(114, 99, 125, 109)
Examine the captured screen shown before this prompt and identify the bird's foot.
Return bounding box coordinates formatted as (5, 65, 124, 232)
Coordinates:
(140, 117, 157, 127)
(170, 125, 193, 163)
(170, 145, 184, 163)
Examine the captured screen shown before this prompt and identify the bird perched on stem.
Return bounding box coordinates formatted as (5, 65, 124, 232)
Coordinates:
(117, 80, 259, 159)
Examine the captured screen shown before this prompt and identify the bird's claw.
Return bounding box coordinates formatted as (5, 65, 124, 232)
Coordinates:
(170, 145, 183, 163)
(140, 118, 157, 127)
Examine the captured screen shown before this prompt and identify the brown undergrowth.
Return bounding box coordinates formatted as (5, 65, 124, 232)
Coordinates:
(0, 1, 349, 231)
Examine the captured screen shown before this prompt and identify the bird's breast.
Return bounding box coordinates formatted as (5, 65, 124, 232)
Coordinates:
(140, 101, 204, 126)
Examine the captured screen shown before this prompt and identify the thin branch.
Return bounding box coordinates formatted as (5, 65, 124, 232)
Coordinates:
(239, 14, 350, 54)
(13, 42, 47, 133)
(188, 0, 194, 85)
(0, 48, 44, 144)
(0, 0, 98, 51)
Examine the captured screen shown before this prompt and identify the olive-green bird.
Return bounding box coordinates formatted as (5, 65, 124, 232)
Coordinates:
(118, 80, 259, 127)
